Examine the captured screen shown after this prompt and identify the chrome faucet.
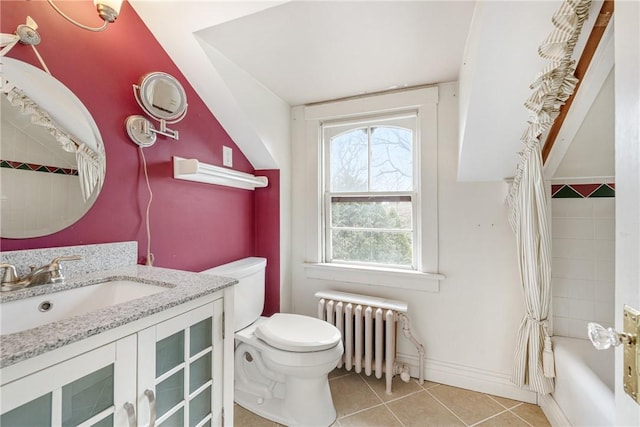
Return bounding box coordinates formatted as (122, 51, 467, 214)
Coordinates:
(0, 255, 82, 291)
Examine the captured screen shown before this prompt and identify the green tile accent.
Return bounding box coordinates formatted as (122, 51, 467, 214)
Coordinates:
(16, 163, 30, 171)
(552, 185, 583, 198)
(590, 184, 615, 198)
(0, 160, 10, 168)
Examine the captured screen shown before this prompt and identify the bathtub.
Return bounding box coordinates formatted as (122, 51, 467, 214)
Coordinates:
(550, 336, 614, 427)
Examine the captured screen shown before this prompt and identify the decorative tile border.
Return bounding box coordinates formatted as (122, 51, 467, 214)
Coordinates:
(551, 183, 615, 198)
(0, 159, 78, 176)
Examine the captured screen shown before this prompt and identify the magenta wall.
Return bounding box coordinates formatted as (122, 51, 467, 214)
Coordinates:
(1, 1, 280, 313)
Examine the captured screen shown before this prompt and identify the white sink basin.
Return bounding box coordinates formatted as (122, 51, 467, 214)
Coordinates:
(0, 280, 167, 335)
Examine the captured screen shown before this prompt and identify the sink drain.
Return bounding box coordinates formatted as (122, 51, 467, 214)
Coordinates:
(38, 301, 53, 312)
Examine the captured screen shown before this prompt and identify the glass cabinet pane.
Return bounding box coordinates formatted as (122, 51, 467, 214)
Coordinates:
(159, 407, 183, 427)
(189, 387, 211, 427)
(61, 365, 114, 427)
(189, 353, 212, 393)
(156, 370, 184, 417)
(189, 318, 212, 356)
(92, 414, 113, 427)
(0, 393, 52, 427)
(156, 330, 185, 377)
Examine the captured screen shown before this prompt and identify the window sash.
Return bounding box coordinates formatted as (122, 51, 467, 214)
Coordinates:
(322, 111, 420, 269)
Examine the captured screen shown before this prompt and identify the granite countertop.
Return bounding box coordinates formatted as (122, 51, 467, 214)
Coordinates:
(0, 265, 236, 368)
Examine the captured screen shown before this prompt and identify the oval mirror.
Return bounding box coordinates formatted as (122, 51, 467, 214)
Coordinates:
(135, 72, 187, 123)
(0, 57, 106, 238)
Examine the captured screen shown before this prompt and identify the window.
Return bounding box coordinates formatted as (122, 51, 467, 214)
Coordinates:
(295, 86, 443, 291)
(323, 113, 418, 268)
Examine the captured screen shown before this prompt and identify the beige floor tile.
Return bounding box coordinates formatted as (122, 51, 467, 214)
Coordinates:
(339, 404, 402, 427)
(386, 390, 465, 427)
(427, 385, 505, 425)
(330, 373, 383, 417)
(234, 404, 278, 426)
(420, 380, 441, 390)
(330, 367, 352, 380)
(361, 373, 423, 402)
(487, 394, 522, 409)
(511, 403, 552, 427)
(475, 411, 530, 427)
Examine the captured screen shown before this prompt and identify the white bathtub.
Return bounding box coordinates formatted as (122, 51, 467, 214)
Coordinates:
(550, 336, 614, 427)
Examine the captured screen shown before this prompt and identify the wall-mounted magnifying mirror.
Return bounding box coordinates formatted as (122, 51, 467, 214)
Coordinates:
(0, 57, 105, 238)
(125, 72, 188, 147)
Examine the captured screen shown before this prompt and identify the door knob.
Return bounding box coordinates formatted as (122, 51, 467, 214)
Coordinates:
(587, 322, 636, 350)
(588, 305, 639, 404)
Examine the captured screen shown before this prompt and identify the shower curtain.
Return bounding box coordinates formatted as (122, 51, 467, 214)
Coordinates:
(507, 0, 591, 395)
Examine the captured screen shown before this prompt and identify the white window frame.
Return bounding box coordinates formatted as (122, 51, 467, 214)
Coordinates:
(299, 87, 444, 292)
(322, 112, 419, 269)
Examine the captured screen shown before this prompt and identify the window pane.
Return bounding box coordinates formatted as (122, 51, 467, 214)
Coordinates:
(61, 365, 114, 427)
(330, 128, 368, 192)
(156, 370, 184, 417)
(159, 407, 183, 427)
(189, 353, 212, 393)
(0, 393, 51, 426)
(156, 331, 184, 377)
(190, 318, 212, 357)
(331, 230, 413, 265)
(189, 387, 211, 427)
(370, 127, 413, 191)
(331, 199, 412, 230)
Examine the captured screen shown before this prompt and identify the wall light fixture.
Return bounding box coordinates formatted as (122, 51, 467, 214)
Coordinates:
(47, 0, 122, 32)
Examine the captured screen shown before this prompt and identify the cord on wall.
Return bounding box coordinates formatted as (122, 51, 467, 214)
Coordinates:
(139, 147, 154, 266)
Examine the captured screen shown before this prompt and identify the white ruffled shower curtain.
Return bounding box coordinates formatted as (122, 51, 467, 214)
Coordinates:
(507, 0, 591, 395)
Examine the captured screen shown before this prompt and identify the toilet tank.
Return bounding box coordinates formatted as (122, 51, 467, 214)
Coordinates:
(201, 257, 266, 332)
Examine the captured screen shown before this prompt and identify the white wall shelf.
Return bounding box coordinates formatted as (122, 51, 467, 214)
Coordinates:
(173, 156, 268, 190)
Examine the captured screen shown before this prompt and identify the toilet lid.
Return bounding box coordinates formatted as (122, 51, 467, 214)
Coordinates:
(255, 313, 341, 352)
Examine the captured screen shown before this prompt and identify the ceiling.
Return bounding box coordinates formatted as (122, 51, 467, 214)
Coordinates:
(194, 1, 475, 106)
(131, 0, 609, 180)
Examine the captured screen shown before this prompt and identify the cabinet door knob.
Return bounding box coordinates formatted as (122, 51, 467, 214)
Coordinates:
(123, 402, 137, 427)
(144, 389, 157, 427)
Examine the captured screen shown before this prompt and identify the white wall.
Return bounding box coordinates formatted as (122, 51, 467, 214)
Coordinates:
(551, 196, 615, 338)
(290, 82, 534, 402)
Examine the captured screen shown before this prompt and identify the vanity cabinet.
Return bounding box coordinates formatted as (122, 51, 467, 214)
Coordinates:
(0, 299, 226, 427)
(0, 336, 137, 426)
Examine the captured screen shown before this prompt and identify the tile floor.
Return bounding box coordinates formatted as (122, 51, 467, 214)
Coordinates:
(234, 369, 551, 427)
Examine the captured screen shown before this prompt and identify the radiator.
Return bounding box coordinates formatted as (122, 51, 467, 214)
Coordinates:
(315, 290, 424, 394)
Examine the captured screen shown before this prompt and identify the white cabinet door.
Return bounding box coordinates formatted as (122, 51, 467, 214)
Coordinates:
(137, 300, 224, 427)
(0, 335, 137, 427)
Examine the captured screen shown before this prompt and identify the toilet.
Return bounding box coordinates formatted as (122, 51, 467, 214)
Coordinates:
(202, 257, 343, 427)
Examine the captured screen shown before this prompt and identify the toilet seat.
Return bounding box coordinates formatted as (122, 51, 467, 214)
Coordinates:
(255, 313, 341, 352)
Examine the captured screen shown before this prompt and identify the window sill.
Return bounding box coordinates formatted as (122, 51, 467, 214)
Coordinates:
(304, 263, 444, 292)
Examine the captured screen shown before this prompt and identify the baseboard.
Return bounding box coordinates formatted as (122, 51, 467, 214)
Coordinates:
(538, 394, 571, 427)
(396, 352, 538, 404)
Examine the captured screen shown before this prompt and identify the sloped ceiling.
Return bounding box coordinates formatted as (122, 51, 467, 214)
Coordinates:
(131, 0, 605, 180)
(458, 0, 605, 182)
(553, 68, 614, 179)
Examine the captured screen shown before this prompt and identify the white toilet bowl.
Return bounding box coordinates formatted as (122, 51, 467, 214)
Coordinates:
(201, 258, 343, 426)
(234, 314, 343, 427)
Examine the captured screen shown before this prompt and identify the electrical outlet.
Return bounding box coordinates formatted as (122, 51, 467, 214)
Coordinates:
(223, 146, 233, 167)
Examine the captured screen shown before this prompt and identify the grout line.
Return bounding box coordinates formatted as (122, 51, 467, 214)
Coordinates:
(423, 387, 470, 426)
(509, 406, 537, 427)
(337, 402, 387, 420)
(468, 408, 512, 427)
(485, 394, 522, 411)
(383, 401, 406, 427)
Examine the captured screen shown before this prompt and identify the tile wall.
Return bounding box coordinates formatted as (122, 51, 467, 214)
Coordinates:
(551, 183, 615, 339)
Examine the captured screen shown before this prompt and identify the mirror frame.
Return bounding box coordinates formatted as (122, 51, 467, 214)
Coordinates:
(135, 72, 188, 123)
